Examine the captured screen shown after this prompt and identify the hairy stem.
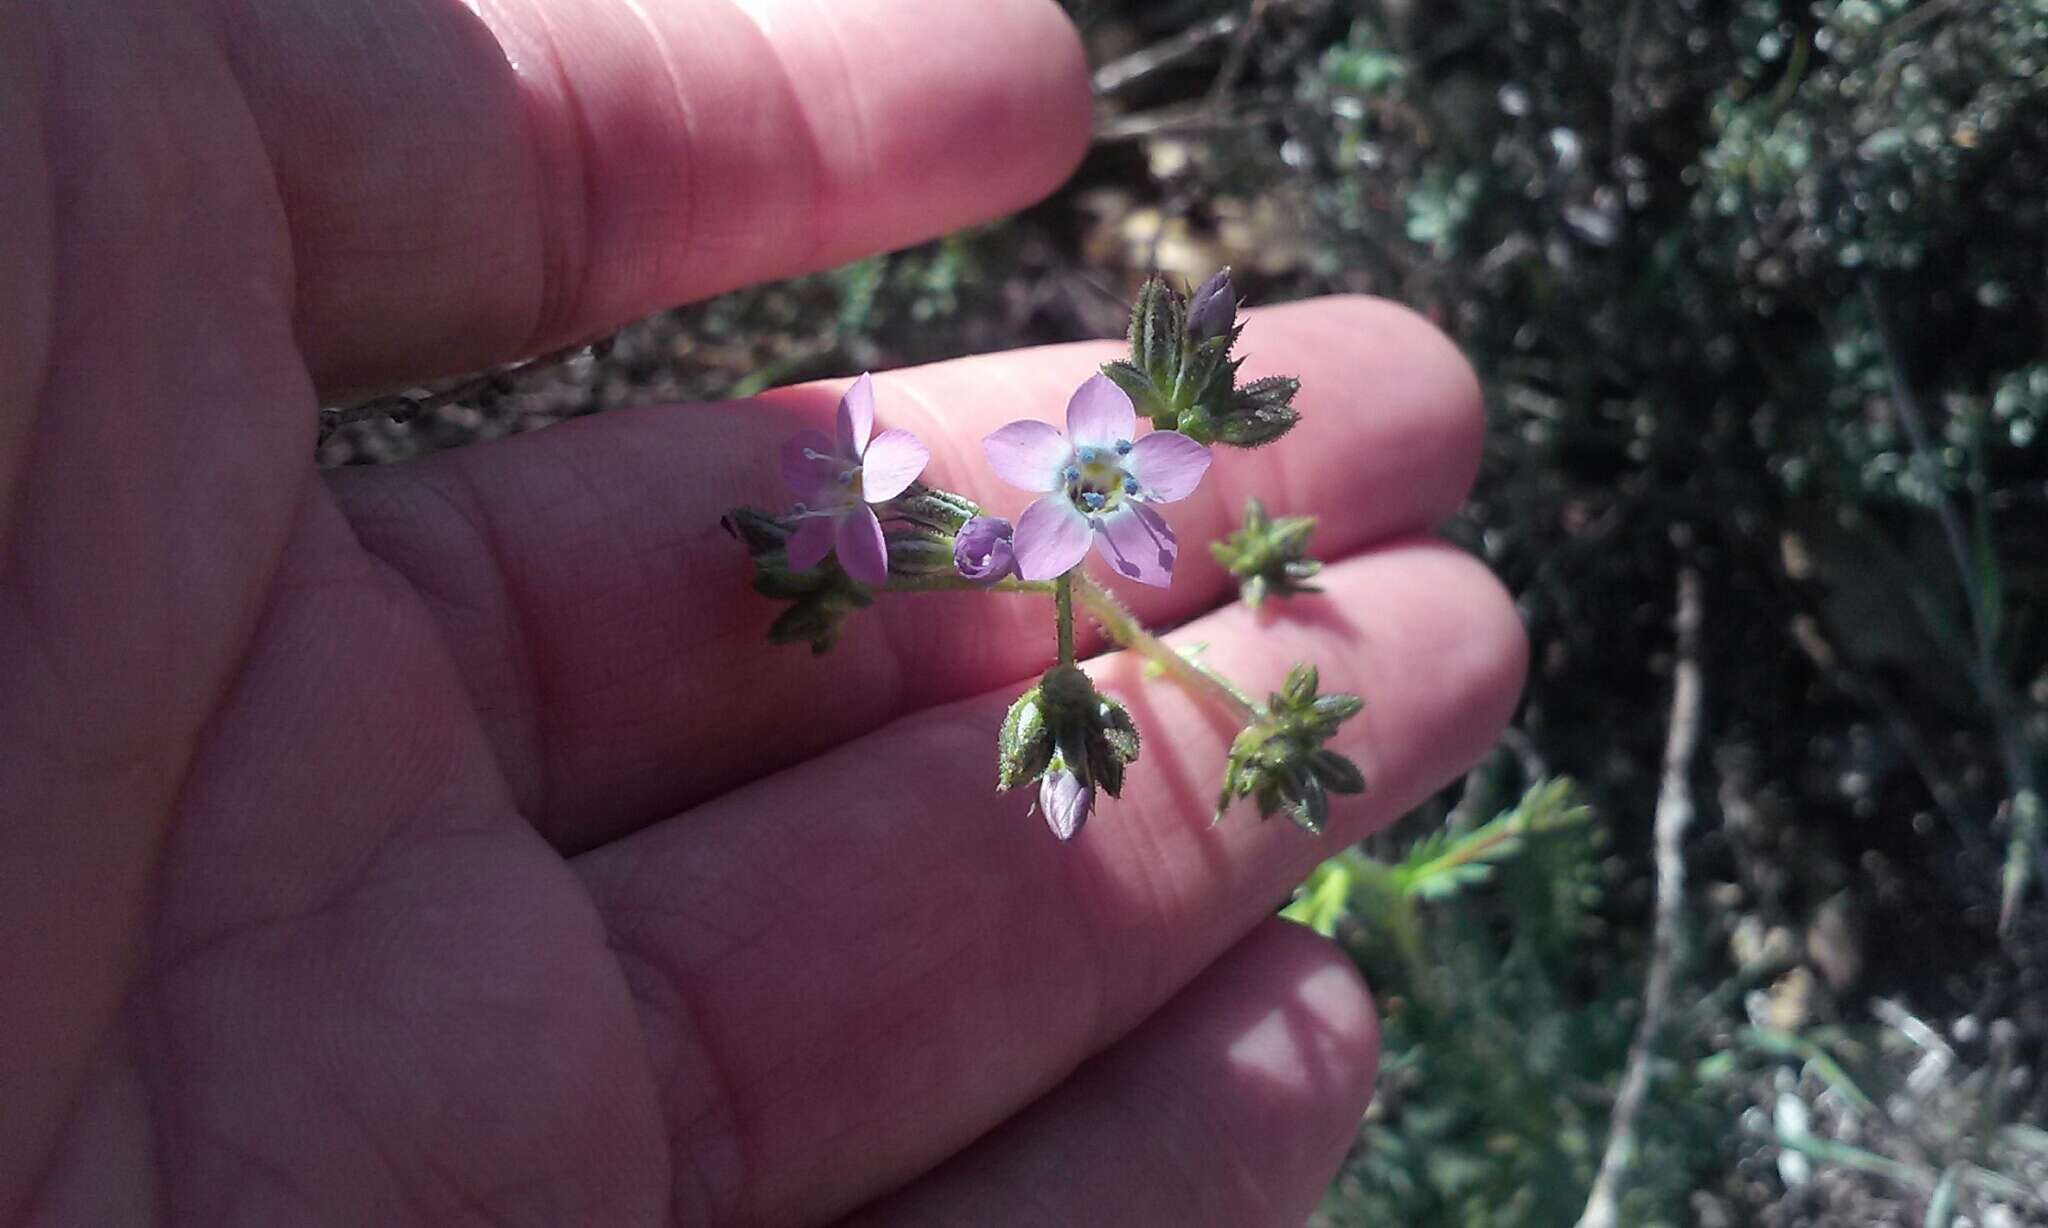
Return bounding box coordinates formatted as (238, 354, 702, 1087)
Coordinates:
(1071, 573, 1258, 722)
(1055, 574, 1076, 665)
(882, 575, 1055, 596)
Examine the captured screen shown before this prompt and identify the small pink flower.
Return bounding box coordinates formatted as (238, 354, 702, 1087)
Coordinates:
(982, 375, 1212, 587)
(780, 374, 930, 586)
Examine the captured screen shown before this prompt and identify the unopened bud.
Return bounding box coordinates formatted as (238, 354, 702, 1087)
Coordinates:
(1186, 268, 1238, 344)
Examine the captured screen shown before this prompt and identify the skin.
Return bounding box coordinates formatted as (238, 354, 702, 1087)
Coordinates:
(0, 0, 1527, 1223)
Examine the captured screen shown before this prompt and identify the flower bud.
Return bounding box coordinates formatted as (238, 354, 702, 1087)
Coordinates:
(1039, 761, 1094, 841)
(720, 507, 794, 553)
(953, 516, 1018, 583)
(886, 529, 961, 578)
(1211, 498, 1324, 608)
(1128, 273, 1186, 388)
(888, 484, 982, 533)
(1186, 268, 1238, 344)
(1214, 662, 1366, 831)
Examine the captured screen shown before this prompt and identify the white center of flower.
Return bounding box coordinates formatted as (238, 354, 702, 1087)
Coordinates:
(803, 447, 863, 507)
(1063, 441, 1140, 517)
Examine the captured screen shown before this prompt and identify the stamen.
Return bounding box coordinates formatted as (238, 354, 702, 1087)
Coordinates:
(1123, 476, 1140, 495)
(1062, 465, 1081, 483)
(1077, 446, 1099, 464)
(1082, 492, 1106, 511)
(1115, 439, 1132, 455)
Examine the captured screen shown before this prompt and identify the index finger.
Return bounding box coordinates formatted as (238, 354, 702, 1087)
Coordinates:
(224, 0, 1090, 392)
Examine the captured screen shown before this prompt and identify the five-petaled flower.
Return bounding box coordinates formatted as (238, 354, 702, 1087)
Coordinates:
(982, 375, 1212, 587)
(780, 373, 930, 586)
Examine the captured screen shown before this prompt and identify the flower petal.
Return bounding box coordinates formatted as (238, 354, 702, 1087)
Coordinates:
(1064, 374, 1138, 449)
(1013, 495, 1093, 581)
(836, 372, 876, 456)
(1125, 430, 1212, 503)
(785, 514, 835, 573)
(834, 503, 889, 586)
(780, 429, 840, 501)
(982, 420, 1072, 493)
(1039, 768, 1093, 841)
(860, 428, 930, 503)
(1092, 501, 1178, 587)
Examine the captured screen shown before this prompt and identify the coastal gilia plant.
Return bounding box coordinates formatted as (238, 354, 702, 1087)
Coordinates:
(725, 271, 1366, 840)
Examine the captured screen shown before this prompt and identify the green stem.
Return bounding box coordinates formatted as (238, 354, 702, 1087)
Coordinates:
(881, 574, 1056, 596)
(1071, 572, 1259, 722)
(1055, 573, 1076, 664)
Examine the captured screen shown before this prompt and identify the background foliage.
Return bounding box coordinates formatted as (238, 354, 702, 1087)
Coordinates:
(325, 0, 2048, 1221)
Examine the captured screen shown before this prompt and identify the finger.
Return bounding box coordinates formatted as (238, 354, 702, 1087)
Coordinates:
(220, 0, 1091, 393)
(332, 297, 1485, 849)
(843, 920, 1377, 1228)
(577, 541, 1525, 1227)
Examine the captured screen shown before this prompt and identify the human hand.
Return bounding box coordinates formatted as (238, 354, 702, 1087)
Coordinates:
(1, 1, 1524, 1223)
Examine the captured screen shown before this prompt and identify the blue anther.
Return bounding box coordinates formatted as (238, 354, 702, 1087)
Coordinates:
(1123, 476, 1140, 494)
(1077, 446, 1099, 464)
(1115, 439, 1133, 455)
(1082, 492, 1106, 511)
(1062, 465, 1081, 483)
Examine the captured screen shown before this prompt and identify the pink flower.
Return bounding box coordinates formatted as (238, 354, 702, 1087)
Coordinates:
(981, 375, 1213, 587)
(779, 374, 931, 586)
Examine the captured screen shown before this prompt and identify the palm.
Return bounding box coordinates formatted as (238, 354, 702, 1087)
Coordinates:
(3, 2, 1524, 1225)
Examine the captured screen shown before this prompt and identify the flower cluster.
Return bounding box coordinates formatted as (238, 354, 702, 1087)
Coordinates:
(725, 270, 1362, 842)
(1211, 497, 1324, 609)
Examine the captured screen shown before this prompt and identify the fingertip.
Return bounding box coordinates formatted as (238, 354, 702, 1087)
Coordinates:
(1016, 0, 1096, 188)
(1254, 918, 1382, 1104)
(1337, 539, 1529, 801)
(813, 0, 1097, 256)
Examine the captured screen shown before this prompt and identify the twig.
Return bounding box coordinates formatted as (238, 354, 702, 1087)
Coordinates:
(1610, 0, 1644, 179)
(1882, 0, 1962, 41)
(1207, 0, 1272, 113)
(1577, 563, 1703, 1228)
(1863, 278, 2042, 932)
(1093, 101, 1283, 144)
(1091, 13, 1242, 96)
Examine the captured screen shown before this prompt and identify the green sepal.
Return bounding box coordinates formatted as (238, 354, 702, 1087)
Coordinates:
(1101, 359, 1171, 422)
(1129, 273, 1186, 390)
(997, 687, 1054, 791)
(996, 664, 1144, 803)
(766, 585, 872, 655)
(887, 484, 981, 534)
(884, 529, 958, 578)
(1308, 749, 1367, 795)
